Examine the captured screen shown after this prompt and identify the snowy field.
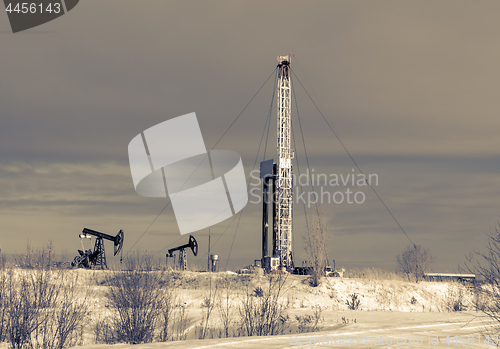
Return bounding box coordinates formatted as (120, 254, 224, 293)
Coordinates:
(75, 311, 496, 349)
(60, 270, 499, 349)
(1, 267, 496, 349)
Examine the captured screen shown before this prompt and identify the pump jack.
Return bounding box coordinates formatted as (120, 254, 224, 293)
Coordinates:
(166, 235, 198, 271)
(71, 228, 124, 269)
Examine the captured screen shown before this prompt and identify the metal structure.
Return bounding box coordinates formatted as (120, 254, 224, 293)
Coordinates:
(276, 55, 294, 269)
(71, 228, 124, 269)
(260, 159, 276, 269)
(209, 254, 218, 272)
(166, 235, 198, 271)
(260, 55, 294, 272)
(178, 249, 187, 270)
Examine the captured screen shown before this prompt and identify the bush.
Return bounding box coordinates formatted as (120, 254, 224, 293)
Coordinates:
(198, 276, 218, 339)
(303, 208, 329, 287)
(446, 286, 465, 312)
(2, 264, 88, 349)
(253, 286, 264, 297)
(344, 267, 405, 281)
(0, 265, 8, 343)
(466, 224, 500, 327)
(157, 289, 176, 342)
(296, 305, 322, 333)
(396, 244, 434, 283)
(35, 272, 90, 349)
(94, 317, 118, 345)
(103, 268, 166, 344)
(7, 268, 60, 349)
(217, 277, 234, 338)
(172, 302, 190, 341)
(346, 293, 360, 310)
(238, 275, 289, 336)
(341, 317, 356, 325)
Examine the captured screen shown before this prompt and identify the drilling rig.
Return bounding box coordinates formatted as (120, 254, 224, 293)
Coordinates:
(260, 55, 294, 272)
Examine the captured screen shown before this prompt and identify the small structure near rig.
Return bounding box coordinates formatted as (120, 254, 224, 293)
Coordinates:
(424, 273, 475, 283)
(71, 228, 124, 269)
(209, 254, 218, 272)
(166, 235, 198, 271)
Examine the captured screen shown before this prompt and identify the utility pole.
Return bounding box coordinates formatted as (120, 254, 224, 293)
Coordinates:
(207, 231, 211, 272)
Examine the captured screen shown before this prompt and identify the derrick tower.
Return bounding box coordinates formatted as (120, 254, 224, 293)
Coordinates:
(275, 55, 293, 269)
(260, 55, 294, 272)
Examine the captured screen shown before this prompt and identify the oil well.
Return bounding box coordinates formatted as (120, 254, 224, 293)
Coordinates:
(166, 235, 198, 271)
(77, 55, 404, 275)
(71, 228, 124, 269)
(69, 55, 329, 274)
(66, 55, 418, 276)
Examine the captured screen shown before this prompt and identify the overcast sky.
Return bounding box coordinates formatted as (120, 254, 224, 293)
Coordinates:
(1, 0, 500, 272)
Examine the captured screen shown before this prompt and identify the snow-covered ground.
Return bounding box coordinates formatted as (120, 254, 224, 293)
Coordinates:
(75, 311, 496, 349)
(49, 270, 499, 348)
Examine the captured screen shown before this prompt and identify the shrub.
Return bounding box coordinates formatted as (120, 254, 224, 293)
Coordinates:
(38, 272, 90, 349)
(446, 286, 465, 312)
(303, 208, 329, 287)
(238, 275, 289, 336)
(344, 267, 405, 281)
(253, 286, 264, 297)
(346, 293, 360, 310)
(341, 317, 357, 324)
(103, 268, 166, 344)
(198, 276, 218, 339)
(296, 306, 322, 333)
(157, 288, 176, 342)
(396, 244, 434, 283)
(465, 223, 500, 328)
(216, 277, 234, 338)
(7, 268, 60, 349)
(94, 317, 118, 345)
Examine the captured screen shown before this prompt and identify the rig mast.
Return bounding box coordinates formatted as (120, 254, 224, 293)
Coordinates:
(275, 55, 293, 269)
(260, 55, 294, 272)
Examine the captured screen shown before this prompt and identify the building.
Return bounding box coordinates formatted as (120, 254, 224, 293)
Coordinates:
(424, 273, 475, 283)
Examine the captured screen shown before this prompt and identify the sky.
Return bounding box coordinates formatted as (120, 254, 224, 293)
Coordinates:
(1, 0, 500, 272)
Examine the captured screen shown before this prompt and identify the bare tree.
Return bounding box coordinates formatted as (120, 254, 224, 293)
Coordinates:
(172, 302, 190, 341)
(303, 208, 330, 287)
(465, 224, 500, 325)
(216, 277, 233, 338)
(46, 273, 90, 349)
(0, 260, 8, 343)
(0, 243, 89, 349)
(158, 287, 176, 342)
(198, 275, 219, 339)
(396, 244, 434, 283)
(6, 267, 61, 349)
(238, 275, 289, 336)
(104, 255, 166, 344)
